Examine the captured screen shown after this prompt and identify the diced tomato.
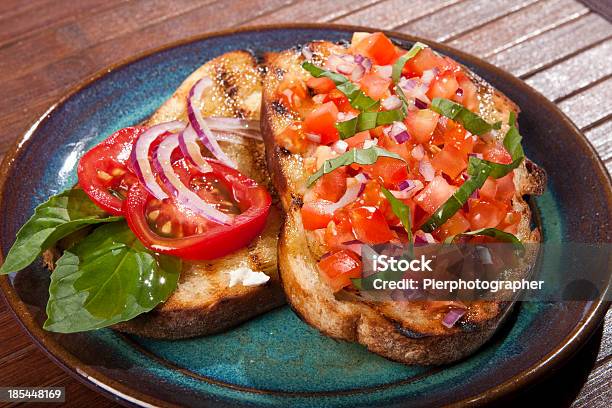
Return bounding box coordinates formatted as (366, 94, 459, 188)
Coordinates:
(326, 89, 355, 113)
(363, 157, 409, 188)
(276, 121, 309, 153)
(314, 167, 348, 202)
(479, 178, 498, 201)
(467, 198, 506, 230)
(301, 200, 334, 230)
(402, 48, 454, 78)
(307, 77, 336, 94)
(431, 145, 467, 179)
(495, 172, 515, 202)
(369, 125, 386, 139)
(433, 211, 470, 241)
(353, 32, 398, 65)
(497, 210, 521, 234)
(405, 109, 440, 144)
(359, 73, 391, 100)
(324, 219, 356, 250)
(482, 142, 513, 164)
(443, 120, 475, 155)
(304, 101, 339, 144)
(360, 180, 384, 207)
(345, 130, 371, 149)
(349, 206, 395, 244)
(453, 72, 479, 112)
(378, 131, 412, 161)
(427, 71, 459, 100)
(278, 77, 308, 109)
(318, 249, 363, 293)
(415, 175, 457, 214)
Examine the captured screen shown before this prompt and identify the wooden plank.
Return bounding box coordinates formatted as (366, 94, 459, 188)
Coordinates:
(525, 40, 612, 101)
(448, 0, 588, 57)
(573, 358, 612, 408)
(584, 120, 612, 175)
(488, 13, 612, 78)
(0, 0, 50, 19)
(397, 0, 539, 42)
(0, 0, 125, 47)
(558, 78, 612, 129)
(246, 0, 380, 24)
(333, 0, 462, 29)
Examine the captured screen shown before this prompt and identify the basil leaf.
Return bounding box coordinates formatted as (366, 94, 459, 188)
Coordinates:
(0, 189, 121, 275)
(421, 160, 492, 233)
(336, 109, 405, 139)
(381, 187, 412, 243)
(430, 98, 502, 135)
(44, 222, 181, 333)
(302, 62, 379, 111)
(444, 227, 523, 249)
(392, 42, 428, 83)
(307, 146, 405, 186)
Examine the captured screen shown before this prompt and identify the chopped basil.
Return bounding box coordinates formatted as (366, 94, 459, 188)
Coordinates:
(381, 187, 412, 243)
(392, 42, 428, 84)
(302, 62, 379, 111)
(0, 188, 121, 275)
(336, 109, 405, 139)
(420, 112, 525, 233)
(421, 159, 492, 233)
(444, 227, 523, 248)
(307, 146, 405, 186)
(44, 222, 181, 333)
(430, 98, 502, 135)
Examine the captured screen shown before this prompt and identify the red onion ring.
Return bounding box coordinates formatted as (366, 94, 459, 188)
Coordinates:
(187, 78, 237, 168)
(178, 125, 213, 173)
(154, 133, 232, 225)
(131, 121, 185, 200)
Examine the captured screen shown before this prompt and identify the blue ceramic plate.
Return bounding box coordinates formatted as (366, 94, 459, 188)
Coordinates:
(1, 25, 610, 407)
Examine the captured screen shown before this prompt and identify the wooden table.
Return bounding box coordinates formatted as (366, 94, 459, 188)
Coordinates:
(0, 0, 610, 406)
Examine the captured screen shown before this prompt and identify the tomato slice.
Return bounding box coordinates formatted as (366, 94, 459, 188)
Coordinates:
(124, 159, 271, 260)
(78, 126, 146, 215)
(318, 249, 363, 292)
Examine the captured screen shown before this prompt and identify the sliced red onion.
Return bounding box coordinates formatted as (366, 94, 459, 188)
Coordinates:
(325, 54, 345, 71)
(411, 144, 425, 160)
(301, 46, 313, 61)
(421, 68, 439, 87)
(154, 133, 232, 225)
(354, 54, 365, 64)
(394, 131, 410, 144)
(332, 140, 348, 154)
(178, 126, 213, 173)
(456, 87, 464, 97)
(415, 98, 428, 109)
(419, 159, 435, 181)
(354, 172, 369, 183)
(375, 65, 392, 78)
(337, 63, 355, 75)
(187, 77, 237, 168)
(468, 152, 483, 160)
(131, 121, 185, 200)
(306, 133, 322, 144)
(350, 64, 365, 82)
(399, 77, 431, 104)
(205, 117, 260, 133)
(390, 121, 407, 137)
(337, 111, 358, 122)
(389, 190, 412, 199)
(475, 246, 493, 265)
(318, 178, 364, 214)
(382, 95, 402, 110)
(414, 231, 436, 244)
(363, 138, 378, 149)
(442, 308, 466, 328)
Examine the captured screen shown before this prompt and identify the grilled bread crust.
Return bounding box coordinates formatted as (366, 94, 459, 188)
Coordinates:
(261, 41, 545, 364)
(46, 51, 286, 339)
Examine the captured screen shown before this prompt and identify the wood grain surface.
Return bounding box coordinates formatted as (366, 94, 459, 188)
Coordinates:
(0, 0, 610, 407)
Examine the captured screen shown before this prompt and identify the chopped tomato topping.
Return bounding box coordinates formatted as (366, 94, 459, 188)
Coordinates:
(405, 109, 440, 144)
(278, 77, 308, 109)
(402, 48, 451, 77)
(307, 77, 336, 94)
(482, 142, 513, 164)
(431, 145, 467, 179)
(359, 72, 391, 100)
(345, 130, 371, 149)
(479, 173, 515, 203)
(324, 219, 356, 250)
(415, 175, 456, 214)
(497, 210, 521, 234)
(318, 249, 363, 293)
(276, 121, 309, 153)
(326, 89, 356, 113)
(433, 211, 471, 241)
(353, 32, 398, 65)
(314, 167, 348, 202)
(349, 206, 395, 244)
(453, 72, 479, 112)
(304, 101, 340, 144)
(301, 200, 335, 230)
(427, 71, 459, 100)
(467, 198, 506, 230)
(362, 157, 409, 188)
(443, 120, 475, 155)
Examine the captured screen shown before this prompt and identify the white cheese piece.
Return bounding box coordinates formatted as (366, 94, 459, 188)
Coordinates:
(228, 267, 270, 287)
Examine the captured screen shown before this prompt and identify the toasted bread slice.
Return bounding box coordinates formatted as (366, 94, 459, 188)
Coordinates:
(45, 51, 285, 339)
(261, 41, 545, 364)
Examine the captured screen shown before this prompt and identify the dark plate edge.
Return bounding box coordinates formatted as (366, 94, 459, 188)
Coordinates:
(0, 23, 609, 408)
